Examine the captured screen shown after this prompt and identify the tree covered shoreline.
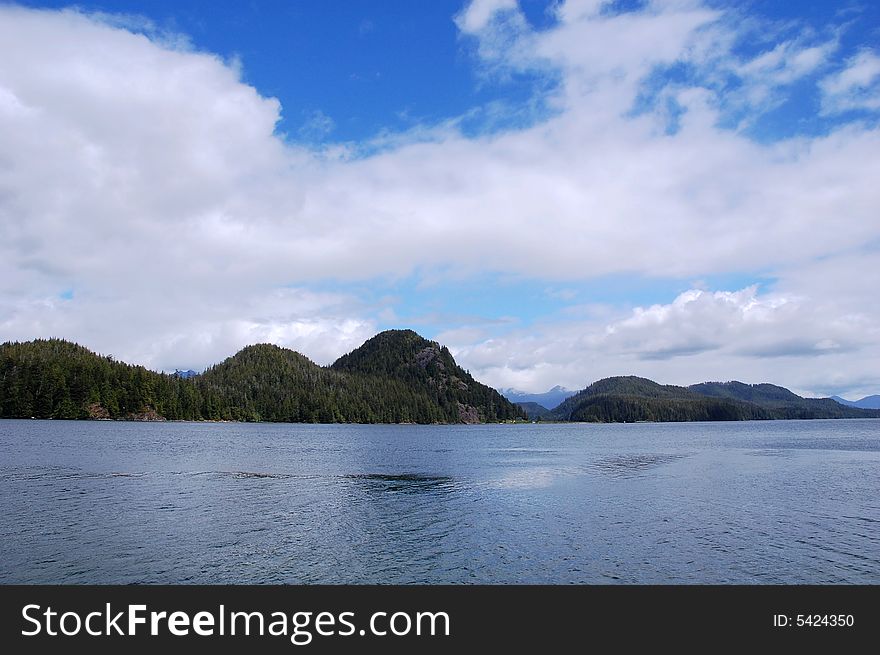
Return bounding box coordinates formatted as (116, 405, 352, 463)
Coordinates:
(0, 332, 525, 424)
(3, 334, 877, 425)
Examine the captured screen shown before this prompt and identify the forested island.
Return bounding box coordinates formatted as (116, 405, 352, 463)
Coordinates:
(1, 330, 878, 424)
(521, 376, 880, 422)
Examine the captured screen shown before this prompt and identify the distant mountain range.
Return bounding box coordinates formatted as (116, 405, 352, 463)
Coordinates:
(173, 369, 198, 379)
(831, 395, 880, 410)
(499, 385, 575, 410)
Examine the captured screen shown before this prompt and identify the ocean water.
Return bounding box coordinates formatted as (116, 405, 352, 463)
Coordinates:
(0, 419, 878, 584)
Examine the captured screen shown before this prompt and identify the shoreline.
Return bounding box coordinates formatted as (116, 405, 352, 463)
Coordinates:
(2, 416, 877, 426)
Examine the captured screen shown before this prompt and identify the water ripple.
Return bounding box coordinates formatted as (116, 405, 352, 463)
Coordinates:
(586, 453, 690, 478)
(1, 419, 878, 584)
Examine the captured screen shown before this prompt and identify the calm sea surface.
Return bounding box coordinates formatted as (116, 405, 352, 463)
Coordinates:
(1, 419, 878, 584)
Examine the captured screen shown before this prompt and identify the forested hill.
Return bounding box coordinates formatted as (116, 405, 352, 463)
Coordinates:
(330, 329, 517, 423)
(687, 381, 865, 418)
(4, 338, 874, 424)
(0, 333, 525, 424)
(547, 376, 880, 423)
(514, 402, 552, 420)
(0, 339, 198, 421)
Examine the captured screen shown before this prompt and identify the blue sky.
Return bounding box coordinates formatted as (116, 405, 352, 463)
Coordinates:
(1, 0, 879, 397)
(16, 0, 879, 143)
(17, 0, 560, 142)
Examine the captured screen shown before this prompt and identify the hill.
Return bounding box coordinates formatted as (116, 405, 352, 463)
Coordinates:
(500, 385, 575, 410)
(547, 376, 879, 423)
(0, 338, 199, 421)
(515, 401, 552, 420)
(330, 330, 522, 423)
(0, 332, 525, 424)
(689, 381, 869, 419)
(549, 376, 767, 423)
(4, 338, 874, 425)
(832, 394, 880, 410)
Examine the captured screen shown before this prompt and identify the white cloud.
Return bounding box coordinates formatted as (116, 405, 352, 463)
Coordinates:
(820, 49, 880, 114)
(732, 38, 837, 114)
(298, 109, 336, 141)
(0, 3, 879, 397)
(738, 40, 834, 85)
(0, 283, 377, 371)
(606, 286, 870, 360)
(455, 0, 520, 35)
(545, 287, 578, 301)
(454, 0, 536, 80)
(450, 280, 880, 397)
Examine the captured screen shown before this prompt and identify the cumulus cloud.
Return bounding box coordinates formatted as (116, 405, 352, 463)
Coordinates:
(0, 2, 878, 396)
(0, 7, 344, 369)
(450, 283, 880, 398)
(607, 285, 873, 361)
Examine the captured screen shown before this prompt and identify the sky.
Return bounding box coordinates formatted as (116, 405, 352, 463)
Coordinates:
(1, 0, 879, 399)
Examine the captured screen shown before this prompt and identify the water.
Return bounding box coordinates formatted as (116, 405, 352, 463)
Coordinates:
(1, 419, 878, 584)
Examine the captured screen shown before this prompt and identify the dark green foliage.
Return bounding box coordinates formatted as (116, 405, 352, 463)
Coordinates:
(6, 338, 872, 425)
(0, 332, 526, 424)
(689, 380, 801, 404)
(551, 394, 768, 423)
(331, 330, 525, 423)
(547, 376, 880, 423)
(687, 381, 870, 419)
(0, 339, 201, 421)
(516, 402, 552, 420)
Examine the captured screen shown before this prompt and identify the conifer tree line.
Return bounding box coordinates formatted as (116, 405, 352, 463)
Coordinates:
(3, 336, 875, 424)
(0, 333, 526, 423)
(541, 376, 879, 422)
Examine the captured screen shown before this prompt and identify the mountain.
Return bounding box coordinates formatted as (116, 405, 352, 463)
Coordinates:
(515, 402, 552, 420)
(689, 381, 873, 418)
(549, 376, 767, 423)
(856, 396, 880, 409)
(500, 385, 575, 410)
(173, 369, 198, 379)
(0, 331, 525, 424)
(832, 394, 880, 410)
(546, 376, 880, 423)
(330, 330, 523, 423)
(689, 381, 800, 404)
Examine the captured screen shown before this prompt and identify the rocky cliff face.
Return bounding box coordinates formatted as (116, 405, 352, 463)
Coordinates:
(456, 402, 481, 424)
